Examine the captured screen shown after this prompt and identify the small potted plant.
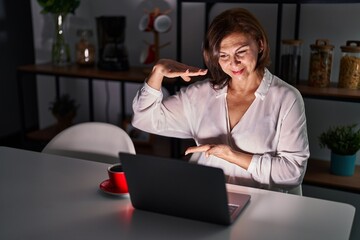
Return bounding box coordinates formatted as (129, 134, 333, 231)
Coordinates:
(319, 124, 360, 176)
(49, 94, 79, 128)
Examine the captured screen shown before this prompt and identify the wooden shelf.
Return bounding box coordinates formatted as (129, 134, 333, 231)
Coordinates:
(303, 158, 360, 193)
(17, 63, 152, 83)
(295, 82, 360, 102)
(26, 123, 71, 142)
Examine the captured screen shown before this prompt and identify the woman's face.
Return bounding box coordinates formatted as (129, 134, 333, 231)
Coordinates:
(218, 32, 262, 82)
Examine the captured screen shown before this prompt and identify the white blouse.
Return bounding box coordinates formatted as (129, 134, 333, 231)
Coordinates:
(132, 69, 309, 191)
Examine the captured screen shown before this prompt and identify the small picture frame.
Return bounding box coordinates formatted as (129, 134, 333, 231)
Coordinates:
(122, 118, 153, 146)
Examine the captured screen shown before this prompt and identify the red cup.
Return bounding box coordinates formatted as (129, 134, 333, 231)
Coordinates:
(108, 163, 128, 193)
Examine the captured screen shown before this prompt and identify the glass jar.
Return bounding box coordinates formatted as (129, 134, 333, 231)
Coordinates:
(280, 39, 303, 85)
(338, 40, 360, 89)
(308, 39, 334, 88)
(76, 29, 96, 67)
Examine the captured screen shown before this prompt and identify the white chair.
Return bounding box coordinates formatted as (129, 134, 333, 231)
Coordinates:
(42, 122, 136, 164)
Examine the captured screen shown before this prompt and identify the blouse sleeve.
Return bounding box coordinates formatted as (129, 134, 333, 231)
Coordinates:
(247, 89, 310, 190)
(131, 82, 194, 139)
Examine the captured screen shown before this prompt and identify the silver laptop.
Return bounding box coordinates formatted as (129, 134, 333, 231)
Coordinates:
(119, 152, 251, 225)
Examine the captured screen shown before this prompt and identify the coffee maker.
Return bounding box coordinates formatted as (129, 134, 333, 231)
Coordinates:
(96, 16, 129, 71)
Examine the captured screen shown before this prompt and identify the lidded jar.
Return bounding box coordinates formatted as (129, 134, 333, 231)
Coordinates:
(280, 39, 303, 85)
(76, 29, 96, 67)
(308, 39, 334, 88)
(338, 40, 360, 89)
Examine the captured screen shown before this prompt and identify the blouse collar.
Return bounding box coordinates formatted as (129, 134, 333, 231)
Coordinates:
(255, 68, 272, 100)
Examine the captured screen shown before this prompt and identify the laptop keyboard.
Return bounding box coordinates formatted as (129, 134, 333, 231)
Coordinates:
(228, 204, 239, 215)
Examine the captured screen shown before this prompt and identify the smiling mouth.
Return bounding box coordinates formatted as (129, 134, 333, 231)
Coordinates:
(232, 69, 244, 75)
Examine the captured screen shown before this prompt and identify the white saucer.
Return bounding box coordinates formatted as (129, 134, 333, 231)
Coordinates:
(99, 179, 129, 197)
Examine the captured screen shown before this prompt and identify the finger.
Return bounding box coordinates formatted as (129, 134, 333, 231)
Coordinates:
(181, 75, 191, 82)
(165, 68, 190, 78)
(181, 69, 208, 82)
(186, 69, 208, 76)
(205, 148, 216, 158)
(181, 69, 191, 82)
(185, 145, 212, 155)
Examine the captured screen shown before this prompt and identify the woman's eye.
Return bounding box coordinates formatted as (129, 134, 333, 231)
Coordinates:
(219, 54, 229, 59)
(236, 50, 246, 57)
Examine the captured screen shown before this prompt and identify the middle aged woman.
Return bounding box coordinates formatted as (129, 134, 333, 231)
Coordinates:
(131, 7, 309, 193)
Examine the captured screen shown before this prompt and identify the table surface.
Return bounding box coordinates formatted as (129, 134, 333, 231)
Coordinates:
(0, 147, 355, 240)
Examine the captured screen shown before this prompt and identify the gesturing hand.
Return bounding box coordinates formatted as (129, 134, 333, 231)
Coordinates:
(185, 144, 233, 159)
(185, 144, 252, 170)
(153, 59, 208, 82)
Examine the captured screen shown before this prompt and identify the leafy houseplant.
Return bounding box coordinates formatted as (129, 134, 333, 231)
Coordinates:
(49, 94, 79, 126)
(319, 124, 360, 176)
(36, 0, 81, 66)
(36, 0, 80, 14)
(319, 124, 360, 155)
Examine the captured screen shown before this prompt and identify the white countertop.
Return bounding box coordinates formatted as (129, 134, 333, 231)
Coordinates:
(0, 146, 355, 240)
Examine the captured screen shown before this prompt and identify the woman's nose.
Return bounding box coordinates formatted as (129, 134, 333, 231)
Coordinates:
(230, 55, 241, 66)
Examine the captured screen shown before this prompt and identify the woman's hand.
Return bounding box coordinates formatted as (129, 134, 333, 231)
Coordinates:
(154, 59, 208, 81)
(185, 144, 252, 170)
(147, 59, 208, 90)
(185, 144, 233, 158)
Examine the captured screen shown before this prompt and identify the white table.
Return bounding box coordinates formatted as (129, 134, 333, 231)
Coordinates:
(0, 147, 355, 240)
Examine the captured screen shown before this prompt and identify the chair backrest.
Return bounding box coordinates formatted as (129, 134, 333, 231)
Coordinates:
(42, 122, 136, 164)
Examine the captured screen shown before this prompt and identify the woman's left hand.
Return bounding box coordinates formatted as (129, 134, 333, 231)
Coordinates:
(185, 144, 233, 159)
(185, 144, 252, 169)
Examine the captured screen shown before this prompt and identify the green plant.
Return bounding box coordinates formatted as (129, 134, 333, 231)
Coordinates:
(319, 124, 360, 155)
(37, 0, 80, 14)
(49, 94, 79, 117)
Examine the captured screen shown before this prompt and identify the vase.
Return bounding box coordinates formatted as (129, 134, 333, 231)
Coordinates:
(330, 152, 356, 176)
(52, 13, 71, 66)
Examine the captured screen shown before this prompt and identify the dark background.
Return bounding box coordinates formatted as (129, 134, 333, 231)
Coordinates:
(0, 0, 38, 149)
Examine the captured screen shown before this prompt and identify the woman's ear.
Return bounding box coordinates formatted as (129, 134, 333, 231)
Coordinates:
(258, 40, 264, 53)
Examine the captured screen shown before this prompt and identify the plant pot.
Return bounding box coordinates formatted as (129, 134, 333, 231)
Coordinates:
(54, 111, 76, 129)
(330, 152, 356, 176)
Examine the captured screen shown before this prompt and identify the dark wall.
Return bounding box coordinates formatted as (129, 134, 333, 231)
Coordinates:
(0, 0, 37, 140)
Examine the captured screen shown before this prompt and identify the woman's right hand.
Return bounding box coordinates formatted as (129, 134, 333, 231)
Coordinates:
(146, 59, 208, 90)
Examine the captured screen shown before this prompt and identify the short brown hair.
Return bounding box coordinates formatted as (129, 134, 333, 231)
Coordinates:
(203, 8, 271, 89)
